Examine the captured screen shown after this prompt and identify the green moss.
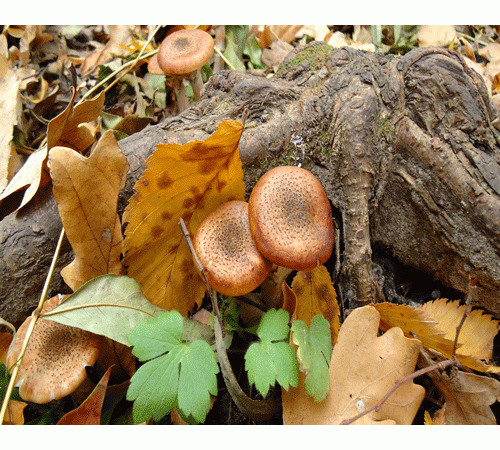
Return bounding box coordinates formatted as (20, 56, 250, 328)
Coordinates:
(376, 117, 395, 140)
(275, 44, 333, 78)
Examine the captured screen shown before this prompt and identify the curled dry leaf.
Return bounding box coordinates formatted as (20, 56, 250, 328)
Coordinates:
(425, 368, 500, 425)
(0, 89, 105, 215)
(123, 120, 246, 316)
(282, 305, 425, 424)
(49, 130, 129, 291)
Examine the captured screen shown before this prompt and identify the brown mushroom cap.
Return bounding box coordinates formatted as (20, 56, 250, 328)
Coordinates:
(157, 29, 214, 75)
(193, 200, 273, 296)
(7, 295, 99, 404)
(248, 166, 334, 271)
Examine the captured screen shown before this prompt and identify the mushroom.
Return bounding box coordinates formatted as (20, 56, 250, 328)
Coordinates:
(193, 200, 273, 297)
(148, 28, 214, 112)
(248, 166, 334, 272)
(7, 295, 100, 404)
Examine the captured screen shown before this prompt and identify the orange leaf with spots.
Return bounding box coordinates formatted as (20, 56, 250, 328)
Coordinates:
(291, 265, 340, 345)
(49, 130, 129, 291)
(122, 120, 245, 316)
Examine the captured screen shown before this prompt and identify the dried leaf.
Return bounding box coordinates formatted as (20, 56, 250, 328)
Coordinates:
(291, 265, 340, 345)
(123, 120, 245, 316)
(420, 298, 500, 373)
(56, 367, 112, 425)
(426, 369, 500, 424)
(0, 89, 105, 214)
(375, 302, 457, 357)
(418, 25, 457, 47)
(283, 305, 425, 424)
(47, 89, 104, 152)
(0, 54, 23, 192)
(49, 130, 129, 290)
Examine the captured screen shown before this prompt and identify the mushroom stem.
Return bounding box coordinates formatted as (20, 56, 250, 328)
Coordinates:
(260, 265, 294, 310)
(170, 77, 190, 112)
(189, 70, 204, 101)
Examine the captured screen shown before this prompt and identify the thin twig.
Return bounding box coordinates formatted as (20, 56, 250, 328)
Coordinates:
(452, 276, 475, 358)
(178, 218, 280, 421)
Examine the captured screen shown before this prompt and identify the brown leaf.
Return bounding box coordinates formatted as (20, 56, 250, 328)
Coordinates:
(49, 130, 129, 290)
(426, 369, 500, 424)
(47, 89, 104, 153)
(123, 120, 245, 316)
(56, 367, 112, 425)
(291, 265, 340, 345)
(282, 305, 425, 424)
(0, 89, 105, 215)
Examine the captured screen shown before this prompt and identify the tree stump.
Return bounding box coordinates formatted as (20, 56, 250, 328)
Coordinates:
(2, 43, 500, 327)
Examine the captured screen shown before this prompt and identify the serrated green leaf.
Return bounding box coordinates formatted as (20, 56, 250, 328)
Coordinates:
(42, 275, 167, 346)
(177, 340, 219, 423)
(291, 314, 333, 402)
(126, 311, 219, 424)
(244, 309, 298, 398)
(129, 311, 184, 361)
(127, 349, 184, 423)
(257, 308, 290, 342)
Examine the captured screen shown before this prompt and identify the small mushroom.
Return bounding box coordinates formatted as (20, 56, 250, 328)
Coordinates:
(7, 295, 99, 404)
(148, 28, 214, 112)
(193, 200, 273, 297)
(248, 166, 334, 271)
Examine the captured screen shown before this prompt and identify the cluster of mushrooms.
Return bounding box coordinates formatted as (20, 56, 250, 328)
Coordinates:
(193, 166, 335, 302)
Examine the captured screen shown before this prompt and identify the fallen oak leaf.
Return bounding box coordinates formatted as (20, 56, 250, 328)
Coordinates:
(282, 305, 425, 424)
(57, 367, 112, 425)
(123, 119, 246, 316)
(48, 129, 129, 291)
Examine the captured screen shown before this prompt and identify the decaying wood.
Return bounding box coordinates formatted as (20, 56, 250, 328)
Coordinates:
(2, 43, 500, 327)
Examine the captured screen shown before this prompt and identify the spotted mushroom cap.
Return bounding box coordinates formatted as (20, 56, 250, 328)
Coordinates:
(193, 200, 273, 296)
(157, 29, 214, 75)
(7, 295, 99, 404)
(248, 166, 334, 271)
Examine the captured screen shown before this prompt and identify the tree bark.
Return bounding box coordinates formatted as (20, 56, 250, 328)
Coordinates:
(2, 43, 500, 327)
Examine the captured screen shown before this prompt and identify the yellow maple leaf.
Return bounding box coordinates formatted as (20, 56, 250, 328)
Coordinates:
(291, 265, 340, 345)
(122, 120, 245, 315)
(49, 130, 129, 291)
